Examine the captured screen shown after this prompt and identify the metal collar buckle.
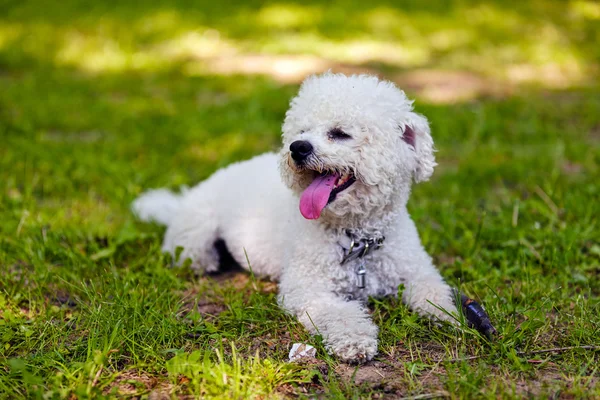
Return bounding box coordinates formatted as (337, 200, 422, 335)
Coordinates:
(341, 235, 385, 265)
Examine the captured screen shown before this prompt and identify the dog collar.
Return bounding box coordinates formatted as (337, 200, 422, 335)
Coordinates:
(340, 232, 385, 289)
(340, 234, 385, 264)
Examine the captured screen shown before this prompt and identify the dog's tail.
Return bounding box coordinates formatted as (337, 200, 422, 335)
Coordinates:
(131, 188, 183, 226)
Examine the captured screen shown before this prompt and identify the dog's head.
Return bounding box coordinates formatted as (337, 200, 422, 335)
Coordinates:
(279, 73, 436, 222)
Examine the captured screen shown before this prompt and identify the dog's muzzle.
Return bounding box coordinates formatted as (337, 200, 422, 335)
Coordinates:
(290, 140, 313, 164)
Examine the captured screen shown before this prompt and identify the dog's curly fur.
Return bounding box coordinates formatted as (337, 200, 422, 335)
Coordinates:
(132, 73, 457, 362)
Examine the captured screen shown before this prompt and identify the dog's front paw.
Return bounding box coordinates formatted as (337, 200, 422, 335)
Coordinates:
(329, 337, 378, 363)
(417, 293, 459, 324)
(325, 322, 379, 363)
(406, 284, 459, 324)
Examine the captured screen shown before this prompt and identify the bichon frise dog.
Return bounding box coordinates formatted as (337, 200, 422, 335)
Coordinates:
(133, 72, 457, 362)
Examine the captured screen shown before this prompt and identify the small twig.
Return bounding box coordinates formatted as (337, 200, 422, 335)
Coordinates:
(92, 365, 103, 387)
(520, 237, 543, 262)
(512, 200, 519, 227)
(243, 248, 258, 291)
(517, 345, 600, 356)
(400, 391, 450, 400)
(440, 354, 482, 363)
(534, 185, 559, 215)
(16, 210, 29, 237)
(421, 363, 439, 384)
(526, 359, 557, 366)
(91, 349, 118, 388)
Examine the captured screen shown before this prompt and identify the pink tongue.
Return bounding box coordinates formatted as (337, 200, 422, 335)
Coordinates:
(299, 172, 339, 220)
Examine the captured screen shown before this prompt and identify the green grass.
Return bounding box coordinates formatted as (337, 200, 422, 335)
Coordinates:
(1, 0, 599, 398)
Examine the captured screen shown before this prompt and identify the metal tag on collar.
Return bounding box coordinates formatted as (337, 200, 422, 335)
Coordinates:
(356, 264, 366, 289)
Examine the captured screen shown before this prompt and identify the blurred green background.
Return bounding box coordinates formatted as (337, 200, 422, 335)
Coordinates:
(1, 0, 599, 398)
(2, 0, 598, 234)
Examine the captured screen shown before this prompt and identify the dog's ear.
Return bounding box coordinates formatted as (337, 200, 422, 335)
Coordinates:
(401, 113, 436, 183)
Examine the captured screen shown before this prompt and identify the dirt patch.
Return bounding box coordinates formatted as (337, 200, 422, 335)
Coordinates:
(51, 289, 78, 308)
(103, 370, 172, 398)
(208, 269, 278, 294)
(497, 367, 597, 398)
(513, 371, 562, 398)
(180, 272, 244, 316)
(385, 343, 447, 364)
(334, 355, 448, 399)
(180, 285, 227, 320)
(336, 363, 389, 385)
(179, 271, 278, 319)
(248, 332, 294, 359)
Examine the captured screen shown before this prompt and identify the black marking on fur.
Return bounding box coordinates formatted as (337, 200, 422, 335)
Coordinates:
(402, 125, 416, 148)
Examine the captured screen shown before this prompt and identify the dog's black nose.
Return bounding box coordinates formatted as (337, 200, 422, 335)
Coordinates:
(290, 140, 313, 163)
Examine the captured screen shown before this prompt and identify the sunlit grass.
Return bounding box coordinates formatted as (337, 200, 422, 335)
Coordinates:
(571, 0, 600, 19)
(1, 1, 597, 90)
(165, 345, 309, 398)
(1, 0, 599, 398)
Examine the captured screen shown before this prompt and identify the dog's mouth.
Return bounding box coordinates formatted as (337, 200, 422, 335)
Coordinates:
(299, 170, 356, 220)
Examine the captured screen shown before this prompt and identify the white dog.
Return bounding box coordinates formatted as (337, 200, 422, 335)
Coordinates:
(133, 73, 457, 362)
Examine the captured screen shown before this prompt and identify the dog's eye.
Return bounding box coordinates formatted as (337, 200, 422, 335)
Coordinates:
(328, 128, 352, 140)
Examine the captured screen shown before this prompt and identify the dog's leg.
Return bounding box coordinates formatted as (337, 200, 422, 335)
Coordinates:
(162, 201, 220, 273)
(400, 264, 458, 323)
(278, 280, 378, 363)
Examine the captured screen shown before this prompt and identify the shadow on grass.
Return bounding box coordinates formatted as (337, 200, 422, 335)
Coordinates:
(1, 0, 599, 93)
(0, 2, 599, 398)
